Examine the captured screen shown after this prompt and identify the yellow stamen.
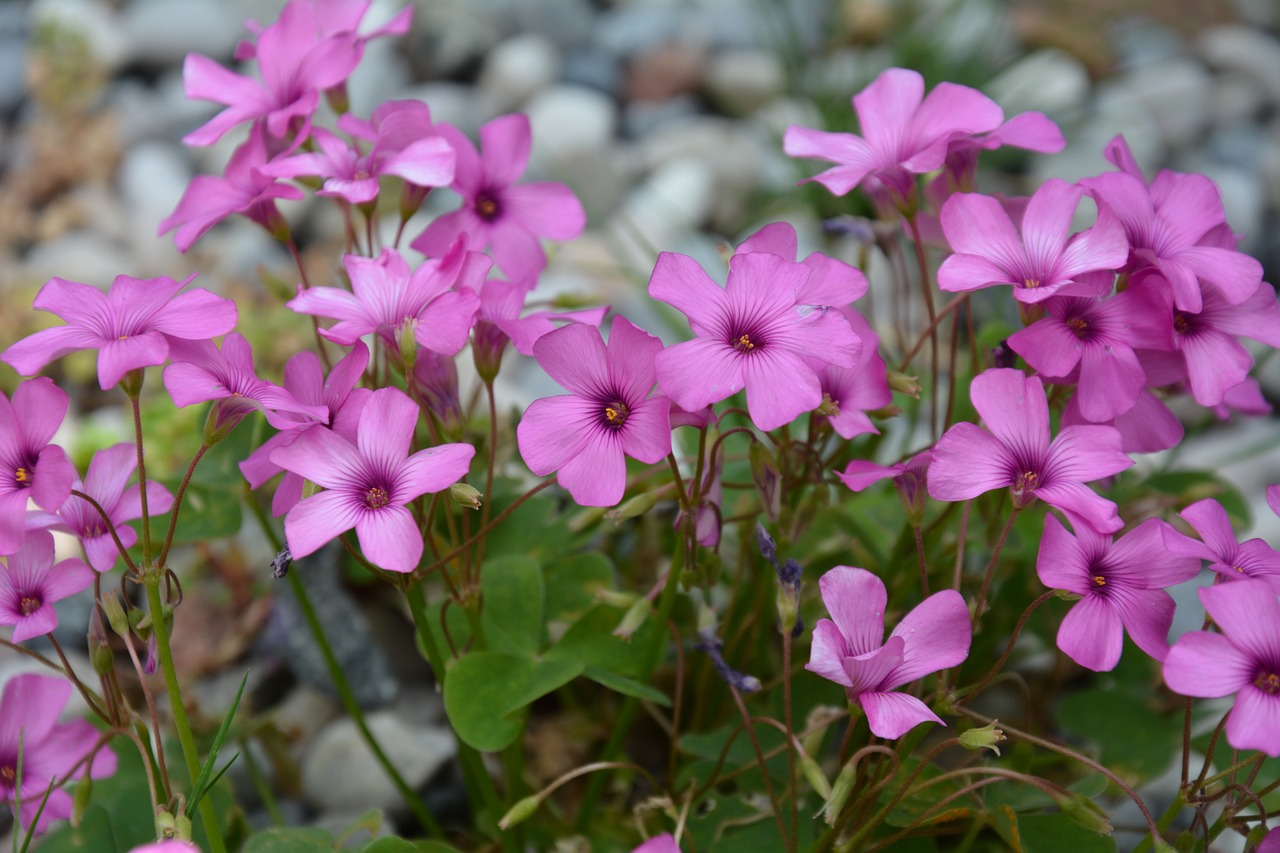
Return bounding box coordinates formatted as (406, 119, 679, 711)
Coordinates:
(1067, 317, 1088, 338)
(604, 401, 630, 428)
(733, 334, 755, 353)
(1255, 672, 1280, 695)
(1023, 277, 1041, 289)
(1092, 575, 1106, 587)
(365, 486, 390, 509)
(14, 467, 29, 484)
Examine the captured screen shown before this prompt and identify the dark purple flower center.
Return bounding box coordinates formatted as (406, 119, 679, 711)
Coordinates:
(13, 466, 30, 488)
(1067, 317, 1089, 340)
(365, 486, 390, 509)
(602, 400, 630, 429)
(0, 764, 14, 784)
(1256, 670, 1280, 695)
(1011, 470, 1039, 507)
(474, 192, 501, 222)
(20, 594, 42, 615)
(731, 332, 761, 354)
(1173, 313, 1192, 336)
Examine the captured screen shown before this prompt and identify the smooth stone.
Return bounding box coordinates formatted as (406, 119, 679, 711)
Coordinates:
(1178, 159, 1264, 254)
(394, 82, 477, 136)
(1208, 75, 1267, 126)
(705, 49, 785, 116)
(24, 231, 132, 285)
(622, 94, 699, 140)
(594, 4, 687, 58)
(477, 33, 561, 114)
(526, 84, 617, 169)
(118, 139, 192, 232)
(611, 154, 714, 268)
(345, 39, 411, 117)
(301, 713, 457, 813)
(561, 47, 622, 98)
(1197, 24, 1280, 105)
(986, 49, 1091, 118)
(1095, 58, 1213, 149)
(120, 0, 243, 65)
(0, 42, 26, 115)
(508, 0, 595, 49)
(1109, 18, 1186, 69)
(270, 683, 342, 747)
(30, 0, 128, 71)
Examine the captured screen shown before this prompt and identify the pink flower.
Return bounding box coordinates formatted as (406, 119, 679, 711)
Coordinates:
(287, 245, 485, 357)
(236, 0, 412, 61)
(937, 179, 1128, 304)
(814, 309, 890, 439)
(1037, 515, 1200, 671)
(182, 1, 361, 146)
(517, 316, 672, 507)
(807, 566, 970, 739)
(1163, 579, 1280, 756)
(271, 387, 473, 572)
(936, 111, 1066, 193)
(928, 369, 1133, 533)
(0, 674, 117, 835)
(783, 67, 1004, 209)
(0, 530, 94, 642)
(1162, 498, 1280, 594)
(1061, 389, 1183, 455)
(735, 221, 870, 305)
(0, 379, 75, 556)
(159, 124, 303, 251)
(1, 274, 238, 391)
(31, 444, 174, 572)
(1168, 281, 1280, 408)
(411, 114, 586, 280)
(648, 250, 862, 432)
(129, 842, 202, 853)
(469, 276, 608, 381)
(632, 834, 680, 853)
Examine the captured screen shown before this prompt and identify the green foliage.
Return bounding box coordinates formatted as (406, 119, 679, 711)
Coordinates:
(240, 828, 335, 852)
(480, 556, 545, 656)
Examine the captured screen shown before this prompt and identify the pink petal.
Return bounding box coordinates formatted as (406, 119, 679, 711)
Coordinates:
(555, 427, 627, 506)
(532, 322, 609, 398)
(517, 396, 594, 476)
(742, 349, 823, 431)
(1181, 329, 1252, 407)
(1035, 514, 1091, 592)
(1111, 585, 1176, 662)
(96, 334, 170, 389)
(355, 505, 422, 572)
(937, 253, 1016, 293)
(1045, 424, 1131, 483)
(2, 326, 100, 378)
(927, 422, 1017, 502)
(647, 252, 727, 337)
(1225, 686, 1280, 757)
(883, 589, 971, 688)
(1074, 343, 1145, 421)
(653, 338, 743, 413)
(843, 635, 905, 694)
(1020, 179, 1080, 271)
(970, 369, 1050, 458)
(356, 388, 417, 471)
(503, 182, 586, 241)
(806, 618, 853, 686)
(398, 443, 475, 496)
(1200, 580, 1280, 664)
(817, 566, 886, 657)
(284, 490, 361, 559)
(939, 193, 1023, 269)
(488, 214, 547, 280)
(1163, 630, 1253, 697)
(1007, 318, 1083, 378)
(0, 674, 69, 748)
(617, 397, 672, 465)
(859, 690, 945, 739)
(271, 426, 365, 490)
(737, 222, 797, 259)
(855, 68, 925, 156)
(782, 127, 876, 195)
(1034, 480, 1122, 534)
(1057, 595, 1124, 671)
(479, 113, 532, 188)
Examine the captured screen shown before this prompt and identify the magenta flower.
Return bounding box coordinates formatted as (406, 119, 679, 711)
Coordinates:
(928, 369, 1133, 533)
(1037, 515, 1200, 671)
(0, 379, 75, 556)
(0, 674, 117, 835)
(260, 125, 455, 205)
(735, 221, 870, 305)
(1, 274, 238, 390)
(1167, 280, 1280, 408)
(649, 251, 862, 432)
(0, 530, 94, 642)
(517, 316, 671, 507)
(807, 566, 970, 739)
(1162, 498, 1280, 594)
(1007, 283, 1174, 421)
(182, 1, 361, 146)
(271, 387, 473, 572)
(163, 333, 328, 432)
(813, 309, 891, 439)
(1083, 169, 1262, 313)
(469, 276, 608, 381)
(159, 124, 303, 252)
(237, 0, 411, 61)
(1163, 579, 1280, 756)
(783, 67, 1004, 208)
(632, 835, 680, 853)
(288, 245, 485, 357)
(129, 842, 202, 853)
(937, 179, 1128, 304)
(936, 111, 1066, 193)
(32, 444, 174, 572)
(240, 343, 371, 517)
(1062, 389, 1183, 455)
(410, 114, 586, 280)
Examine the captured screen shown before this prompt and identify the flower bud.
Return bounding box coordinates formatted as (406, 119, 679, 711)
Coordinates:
(595, 589, 637, 608)
(798, 752, 831, 800)
(396, 318, 420, 378)
(450, 483, 483, 511)
(1052, 792, 1113, 835)
(88, 607, 113, 676)
(270, 546, 293, 580)
(101, 590, 130, 638)
(823, 761, 858, 825)
(613, 597, 652, 641)
(802, 706, 844, 757)
(886, 370, 921, 398)
(605, 491, 657, 524)
(958, 720, 1005, 756)
(498, 794, 542, 830)
(71, 775, 92, 827)
(755, 523, 778, 567)
(749, 440, 781, 521)
(1053, 588, 1083, 602)
(775, 558, 802, 638)
(472, 320, 508, 384)
(324, 82, 350, 115)
(567, 505, 606, 532)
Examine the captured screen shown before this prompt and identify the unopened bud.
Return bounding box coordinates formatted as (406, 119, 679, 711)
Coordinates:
(775, 558, 802, 637)
(823, 761, 858, 825)
(613, 597, 652, 641)
(887, 370, 922, 398)
(1053, 792, 1113, 835)
(324, 82, 350, 115)
(868, 404, 902, 420)
(605, 491, 657, 523)
(89, 609, 113, 676)
(567, 505, 605, 532)
(755, 523, 778, 567)
(71, 775, 92, 827)
(118, 369, 145, 398)
(101, 590, 129, 638)
(749, 440, 781, 521)
(696, 603, 717, 635)
(798, 752, 831, 800)
(396, 319, 419, 378)
(498, 794, 542, 830)
(958, 720, 1005, 756)
(1054, 589, 1083, 602)
(802, 706, 844, 757)
(595, 589, 637, 608)
(450, 483, 483, 511)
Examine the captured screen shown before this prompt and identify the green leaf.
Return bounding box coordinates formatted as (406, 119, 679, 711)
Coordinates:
(164, 483, 242, 543)
(1015, 813, 1117, 852)
(443, 652, 532, 751)
(512, 658, 583, 708)
(582, 666, 670, 706)
(31, 804, 118, 853)
(189, 670, 249, 812)
(480, 556, 544, 656)
(241, 827, 335, 852)
(358, 840, 420, 853)
(410, 843, 467, 853)
(190, 425, 259, 487)
(544, 604, 660, 677)
(1058, 687, 1180, 780)
(544, 553, 615, 622)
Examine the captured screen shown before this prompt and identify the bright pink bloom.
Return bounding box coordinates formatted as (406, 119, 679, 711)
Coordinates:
(1258, 828, 1280, 853)
(1168, 281, 1280, 408)
(1008, 284, 1174, 421)
(239, 343, 371, 517)
(31, 444, 173, 572)
(783, 67, 1004, 208)
(1083, 169, 1262, 313)
(129, 842, 202, 853)
(182, 1, 361, 146)
(411, 351, 463, 433)
(163, 333, 328, 431)
(928, 369, 1133, 533)
(159, 124, 303, 252)
(411, 114, 586, 279)
(288, 245, 485, 356)
(517, 317, 671, 507)
(1162, 498, 1280, 594)
(814, 309, 890, 439)
(735, 221, 870, 305)
(1211, 378, 1271, 421)
(260, 125, 455, 205)
(1, 274, 237, 390)
(0, 674, 116, 835)
(0, 379, 75, 556)
(936, 111, 1065, 193)
(0, 530, 93, 642)
(1037, 515, 1200, 671)
(236, 0, 411, 61)
(469, 276, 608, 381)
(1268, 485, 1280, 519)
(937, 179, 1128, 304)
(1163, 580, 1280, 756)
(807, 566, 970, 739)
(1062, 389, 1183, 455)
(632, 835, 680, 853)
(649, 251, 862, 432)
(271, 387, 473, 572)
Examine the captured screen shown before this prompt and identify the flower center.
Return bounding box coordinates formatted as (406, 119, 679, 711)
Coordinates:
(1233, 565, 1245, 573)
(603, 400, 630, 429)
(1012, 470, 1037, 495)
(20, 595, 42, 615)
(0, 764, 14, 783)
(365, 486, 390, 509)
(1255, 671, 1280, 695)
(1023, 277, 1041, 289)
(14, 467, 30, 487)
(475, 193, 500, 222)
(1091, 575, 1106, 587)
(1067, 317, 1088, 339)
(1173, 313, 1189, 335)
(732, 333, 757, 354)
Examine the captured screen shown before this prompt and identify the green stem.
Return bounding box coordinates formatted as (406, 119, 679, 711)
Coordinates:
(142, 575, 226, 853)
(1132, 792, 1186, 853)
(156, 443, 210, 568)
(129, 391, 153, 564)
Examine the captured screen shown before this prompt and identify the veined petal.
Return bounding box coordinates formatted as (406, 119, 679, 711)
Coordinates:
(806, 619, 853, 686)
(533, 322, 610, 398)
(883, 589, 971, 688)
(1021, 179, 1082, 272)
(647, 252, 727, 337)
(398, 443, 475, 498)
(843, 635, 905, 695)
(271, 425, 365, 490)
(97, 334, 170, 389)
(2, 326, 101, 378)
(927, 422, 1015, 502)
(1057, 595, 1124, 671)
(1045, 424, 1131, 482)
(479, 113, 532, 188)
(970, 369, 1050, 461)
(556, 427, 627, 507)
(0, 675, 69, 748)
(1076, 344, 1145, 421)
(1007, 318, 1084, 378)
(355, 505, 422, 572)
(283, 490, 361, 559)
(859, 691, 944, 740)
(654, 338, 743, 412)
(742, 348, 823, 431)
(1200, 581, 1280, 665)
(1036, 514, 1092, 592)
(356, 388, 418, 470)
(817, 566, 886, 657)
(737, 222, 797, 259)
(1034, 481, 1122, 534)
(517, 396, 595, 476)
(502, 182, 586, 241)
(1225, 687, 1280, 757)
(617, 397, 672, 465)
(937, 253, 1017, 293)
(1163, 631, 1253, 698)
(1111, 585, 1176, 663)
(939, 193, 1023, 269)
